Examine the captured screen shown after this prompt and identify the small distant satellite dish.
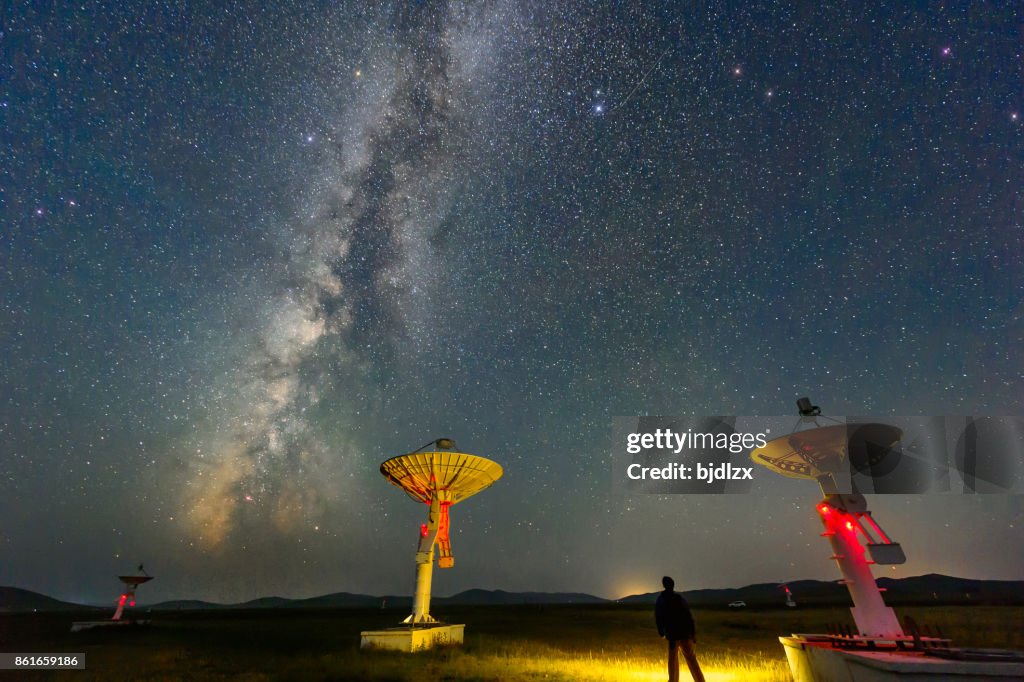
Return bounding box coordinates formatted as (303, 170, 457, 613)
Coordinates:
(71, 565, 154, 632)
(117, 575, 154, 588)
(780, 583, 797, 607)
(112, 569, 154, 622)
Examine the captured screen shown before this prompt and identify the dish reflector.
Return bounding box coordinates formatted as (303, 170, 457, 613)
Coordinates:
(750, 424, 901, 480)
(380, 450, 503, 504)
(117, 575, 154, 587)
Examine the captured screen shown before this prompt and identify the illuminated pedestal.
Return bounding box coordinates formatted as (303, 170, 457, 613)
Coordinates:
(782, 636, 1024, 682)
(360, 624, 465, 652)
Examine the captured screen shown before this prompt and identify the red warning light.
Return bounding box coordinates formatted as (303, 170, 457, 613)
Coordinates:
(420, 523, 429, 538)
(846, 521, 854, 531)
(129, 601, 136, 607)
(817, 504, 831, 515)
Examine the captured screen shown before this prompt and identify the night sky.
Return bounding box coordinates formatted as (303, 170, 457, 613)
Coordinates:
(2, 2, 1022, 606)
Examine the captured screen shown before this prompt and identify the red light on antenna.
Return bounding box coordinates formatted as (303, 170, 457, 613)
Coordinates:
(420, 523, 429, 538)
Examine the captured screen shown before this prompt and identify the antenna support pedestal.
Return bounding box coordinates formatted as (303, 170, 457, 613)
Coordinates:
(817, 497, 903, 637)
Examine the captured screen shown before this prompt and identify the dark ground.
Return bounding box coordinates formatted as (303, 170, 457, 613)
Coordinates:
(1, 604, 1022, 681)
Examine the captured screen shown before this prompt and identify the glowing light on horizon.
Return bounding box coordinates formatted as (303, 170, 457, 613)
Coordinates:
(613, 576, 660, 600)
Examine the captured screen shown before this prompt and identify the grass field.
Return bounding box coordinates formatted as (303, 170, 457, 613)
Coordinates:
(2, 605, 1022, 681)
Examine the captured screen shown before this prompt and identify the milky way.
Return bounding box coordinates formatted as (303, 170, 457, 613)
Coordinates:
(186, 2, 509, 548)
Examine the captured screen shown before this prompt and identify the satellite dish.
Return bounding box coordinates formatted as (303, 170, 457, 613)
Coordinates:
(380, 449, 503, 505)
(117, 575, 153, 588)
(70, 567, 154, 632)
(379, 441, 502, 626)
(780, 583, 797, 607)
(112, 569, 153, 621)
(751, 399, 905, 638)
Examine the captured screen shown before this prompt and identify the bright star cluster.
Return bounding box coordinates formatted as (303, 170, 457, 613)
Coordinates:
(1, 1, 1021, 603)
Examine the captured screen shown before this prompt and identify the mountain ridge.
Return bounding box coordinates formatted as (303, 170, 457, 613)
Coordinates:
(2, 574, 1021, 613)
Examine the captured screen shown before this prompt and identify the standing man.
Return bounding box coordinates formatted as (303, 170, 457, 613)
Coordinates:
(655, 576, 705, 682)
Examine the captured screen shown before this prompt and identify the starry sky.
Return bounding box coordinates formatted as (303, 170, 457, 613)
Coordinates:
(2, 1, 1022, 605)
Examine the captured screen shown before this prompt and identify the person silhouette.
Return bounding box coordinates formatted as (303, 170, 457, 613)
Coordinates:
(655, 576, 705, 682)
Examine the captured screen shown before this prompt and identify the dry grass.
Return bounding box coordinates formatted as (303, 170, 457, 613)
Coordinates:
(2, 604, 1020, 681)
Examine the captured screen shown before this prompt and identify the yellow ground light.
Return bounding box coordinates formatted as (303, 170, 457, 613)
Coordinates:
(398, 648, 791, 681)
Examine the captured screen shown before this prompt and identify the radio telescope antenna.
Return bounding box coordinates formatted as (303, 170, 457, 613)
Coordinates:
(756, 400, 1024, 682)
(375, 438, 502, 636)
(71, 565, 153, 632)
(752, 400, 905, 638)
(779, 583, 796, 608)
(113, 566, 153, 621)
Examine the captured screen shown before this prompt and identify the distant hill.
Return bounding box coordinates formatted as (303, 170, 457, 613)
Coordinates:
(234, 596, 295, 609)
(620, 579, 848, 606)
(149, 590, 603, 610)
(0, 587, 98, 613)
(621, 574, 1024, 607)
(876, 573, 1024, 605)
(6, 574, 1022, 613)
(147, 599, 222, 610)
(293, 592, 384, 609)
(441, 589, 607, 605)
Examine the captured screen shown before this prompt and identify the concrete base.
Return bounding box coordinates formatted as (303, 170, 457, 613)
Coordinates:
(360, 624, 465, 652)
(782, 635, 1024, 681)
(71, 620, 150, 633)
